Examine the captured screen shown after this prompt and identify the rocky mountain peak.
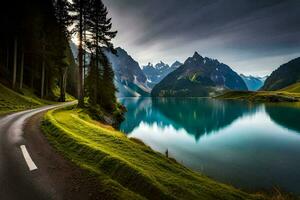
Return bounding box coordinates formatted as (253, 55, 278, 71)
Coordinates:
(171, 61, 182, 68)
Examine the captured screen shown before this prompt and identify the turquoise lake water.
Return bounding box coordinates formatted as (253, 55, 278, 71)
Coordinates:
(120, 97, 300, 194)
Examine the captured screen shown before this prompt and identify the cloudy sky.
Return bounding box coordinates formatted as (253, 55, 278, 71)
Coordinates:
(102, 0, 300, 76)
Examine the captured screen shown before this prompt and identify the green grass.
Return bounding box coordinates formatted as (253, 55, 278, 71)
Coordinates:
(216, 90, 300, 102)
(52, 86, 76, 102)
(42, 106, 265, 200)
(280, 82, 300, 93)
(0, 83, 76, 116)
(0, 83, 50, 115)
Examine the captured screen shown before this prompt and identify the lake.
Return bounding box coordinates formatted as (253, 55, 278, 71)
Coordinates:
(120, 97, 300, 195)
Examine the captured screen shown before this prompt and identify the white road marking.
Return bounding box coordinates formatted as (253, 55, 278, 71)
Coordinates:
(20, 145, 38, 171)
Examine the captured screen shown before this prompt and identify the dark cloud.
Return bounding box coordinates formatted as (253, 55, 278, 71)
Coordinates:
(102, 0, 300, 76)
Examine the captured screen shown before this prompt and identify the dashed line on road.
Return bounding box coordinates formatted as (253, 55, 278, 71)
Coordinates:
(20, 145, 38, 171)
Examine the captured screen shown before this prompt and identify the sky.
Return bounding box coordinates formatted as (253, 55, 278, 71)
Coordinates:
(101, 0, 300, 76)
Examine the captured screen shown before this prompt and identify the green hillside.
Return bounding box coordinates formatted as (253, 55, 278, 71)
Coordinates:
(262, 57, 300, 91)
(0, 83, 76, 115)
(0, 83, 49, 115)
(216, 90, 300, 102)
(280, 82, 300, 93)
(42, 106, 265, 200)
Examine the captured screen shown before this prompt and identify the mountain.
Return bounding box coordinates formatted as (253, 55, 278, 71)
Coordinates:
(151, 52, 247, 97)
(142, 61, 182, 88)
(240, 74, 268, 91)
(262, 57, 300, 91)
(69, 42, 150, 97)
(104, 47, 151, 97)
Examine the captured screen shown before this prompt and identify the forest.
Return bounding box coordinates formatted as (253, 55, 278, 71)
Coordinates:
(0, 0, 122, 121)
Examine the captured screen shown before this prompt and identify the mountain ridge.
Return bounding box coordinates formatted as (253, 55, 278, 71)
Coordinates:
(142, 60, 182, 88)
(104, 47, 151, 97)
(262, 57, 300, 91)
(152, 52, 248, 97)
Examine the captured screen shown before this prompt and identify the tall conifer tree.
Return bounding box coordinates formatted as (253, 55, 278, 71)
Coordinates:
(86, 0, 117, 110)
(71, 0, 90, 107)
(53, 0, 72, 101)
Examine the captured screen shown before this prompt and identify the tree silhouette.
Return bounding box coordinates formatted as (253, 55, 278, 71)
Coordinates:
(85, 0, 117, 110)
(53, 0, 72, 101)
(71, 0, 91, 107)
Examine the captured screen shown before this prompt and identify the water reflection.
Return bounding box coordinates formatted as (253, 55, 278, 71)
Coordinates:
(119, 97, 300, 194)
(120, 97, 261, 140)
(265, 103, 300, 133)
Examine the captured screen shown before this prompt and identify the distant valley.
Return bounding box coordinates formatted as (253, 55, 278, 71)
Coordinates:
(240, 74, 268, 91)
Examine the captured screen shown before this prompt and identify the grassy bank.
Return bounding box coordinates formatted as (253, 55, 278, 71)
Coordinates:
(0, 83, 51, 115)
(216, 90, 300, 102)
(280, 82, 300, 93)
(0, 83, 76, 116)
(42, 106, 265, 200)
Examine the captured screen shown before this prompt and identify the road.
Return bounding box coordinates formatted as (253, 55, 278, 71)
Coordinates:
(0, 103, 103, 200)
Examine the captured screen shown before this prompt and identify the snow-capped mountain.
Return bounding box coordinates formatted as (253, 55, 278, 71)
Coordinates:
(142, 61, 182, 88)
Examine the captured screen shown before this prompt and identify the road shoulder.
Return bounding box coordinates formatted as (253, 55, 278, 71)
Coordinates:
(23, 111, 105, 200)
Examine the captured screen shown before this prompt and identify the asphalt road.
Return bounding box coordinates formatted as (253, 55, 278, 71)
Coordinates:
(0, 103, 104, 200)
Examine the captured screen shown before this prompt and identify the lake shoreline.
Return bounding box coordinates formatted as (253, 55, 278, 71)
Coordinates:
(215, 90, 300, 102)
(42, 105, 266, 200)
(120, 97, 300, 197)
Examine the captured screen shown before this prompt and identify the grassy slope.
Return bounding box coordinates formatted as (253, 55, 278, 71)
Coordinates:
(0, 83, 76, 115)
(42, 107, 265, 200)
(279, 82, 300, 93)
(216, 90, 300, 102)
(0, 83, 52, 115)
(52, 86, 76, 102)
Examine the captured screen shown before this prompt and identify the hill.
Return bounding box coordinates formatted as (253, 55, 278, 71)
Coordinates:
(280, 82, 300, 93)
(216, 90, 300, 102)
(151, 52, 247, 97)
(262, 57, 300, 91)
(0, 83, 50, 115)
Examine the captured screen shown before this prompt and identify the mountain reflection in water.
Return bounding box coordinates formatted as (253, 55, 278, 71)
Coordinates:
(120, 98, 300, 194)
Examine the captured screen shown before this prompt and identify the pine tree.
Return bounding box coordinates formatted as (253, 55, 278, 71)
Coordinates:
(86, 54, 99, 106)
(53, 0, 72, 101)
(71, 0, 90, 107)
(100, 51, 116, 110)
(86, 0, 117, 110)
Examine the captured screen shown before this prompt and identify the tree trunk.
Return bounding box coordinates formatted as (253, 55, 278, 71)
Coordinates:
(63, 68, 68, 101)
(83, 49, 86, 87)
(12, 37, 17, 89)
(78, 2, 84, 107)
(45, 69, 49, 98)
(59, 68, 67, 102)
(6, 46, 9, 74)
(30, 67, 34, 89)
(78, 0, 84, 107)
(41, 60, 45, 99)
(19, 51, 24, 90)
